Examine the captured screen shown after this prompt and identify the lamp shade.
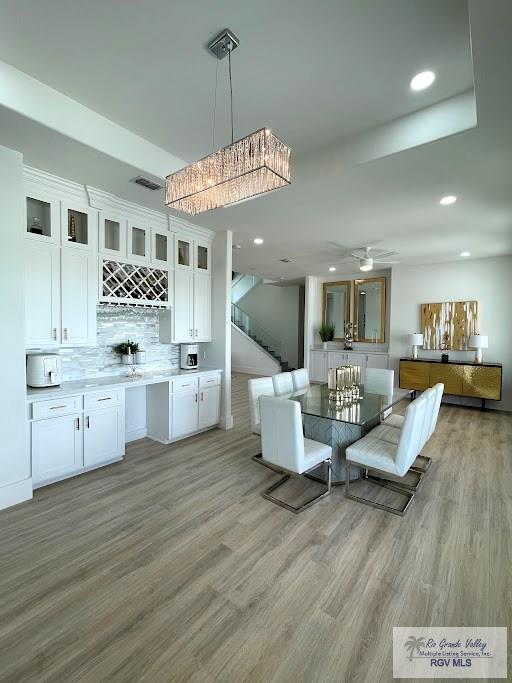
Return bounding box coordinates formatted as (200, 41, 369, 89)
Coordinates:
(408, 333, 424, 346)
(469, 334, 488, 349)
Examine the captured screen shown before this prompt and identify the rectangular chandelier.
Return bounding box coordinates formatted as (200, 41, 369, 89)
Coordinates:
(165, 128, 291, 215)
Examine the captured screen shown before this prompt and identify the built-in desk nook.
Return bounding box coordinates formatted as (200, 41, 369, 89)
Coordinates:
(399, 358, 502, 409)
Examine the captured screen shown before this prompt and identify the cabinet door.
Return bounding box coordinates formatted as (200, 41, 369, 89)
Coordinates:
(176, 236, 192, 270)
(328, 352, 346, 369)
(128, 223, 150, 263)
(365, 354, 389, 370)
(194, 239, 211, 273)
(310, 351, 328, 382)
(151, 228, 173, 267)
(174, 269, 194, 342)
(193, 273, 211, 341)
(99, 213, 127, 259)
(399, 361, 429, 390)
(83, 406, 124, 467)
(61, 248, 97, 346)
(61, 202, 97, 250)
(199, 385, 220, 430)
(32, 413, 83, 485)
(26, 192, 60, 244)
(171, 390, 199, 439)
(25, 241, 61, 347)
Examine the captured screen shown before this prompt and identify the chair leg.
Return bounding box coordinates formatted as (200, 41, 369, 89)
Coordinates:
(366, 468, 424, 493)
(251, 452, 285, 474)
(410, 454, 432, 474)
(344, 461, 414, 516)
(261, 459, 332, 514)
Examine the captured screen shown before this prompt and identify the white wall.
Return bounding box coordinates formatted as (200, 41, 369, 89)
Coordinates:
(204, 231, 233, 430)
(0, 145, 32, 509)
(238, 283, 302, 369)
(389, 256, 512, 410)
(231, 325, 281, 376)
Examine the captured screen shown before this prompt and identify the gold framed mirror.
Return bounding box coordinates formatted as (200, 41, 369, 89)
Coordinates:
(322, 280, 351, 340)
(353, 276, 386, 343)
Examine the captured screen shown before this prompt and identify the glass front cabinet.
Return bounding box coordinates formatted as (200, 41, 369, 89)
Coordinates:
(151, 228, 173, 267)
(176, 236, 192, 270)
(26, 193, 60, 244)
(60, 201, 98, 250)
(99, 213, 128, 259)
(195, 240, 210, 273)
(127, 223, 151, 263)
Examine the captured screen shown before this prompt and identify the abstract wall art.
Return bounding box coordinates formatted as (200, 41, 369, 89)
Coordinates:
(421, 300, 478, 350)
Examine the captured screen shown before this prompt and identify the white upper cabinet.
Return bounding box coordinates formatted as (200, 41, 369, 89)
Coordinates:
(61, 201, 98, 251)
(25, 192, 60, 244)
(194, 239, 211, 274)
(176, 236, 192, 270)
(61, 247, 97, 347)
(173, 269, 195, 342)
(193, 272, 211, 341)
(128, 222, 151, 263)
(25, 241, 61, 347)
(99, 212, 128, 259)
(151, 227, 173, 268)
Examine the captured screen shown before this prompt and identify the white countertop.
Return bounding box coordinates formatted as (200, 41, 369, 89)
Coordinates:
(26, 367, 222, 401)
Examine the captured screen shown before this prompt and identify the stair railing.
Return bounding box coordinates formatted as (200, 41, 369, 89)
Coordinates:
(231, 303, 283, 361)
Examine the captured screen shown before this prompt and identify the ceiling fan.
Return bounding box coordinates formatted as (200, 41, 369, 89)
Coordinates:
(347, 246, 400, 272)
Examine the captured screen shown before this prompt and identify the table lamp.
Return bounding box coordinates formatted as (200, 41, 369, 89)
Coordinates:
(469, 334, 488, 364)
(408, 333, 424, 359)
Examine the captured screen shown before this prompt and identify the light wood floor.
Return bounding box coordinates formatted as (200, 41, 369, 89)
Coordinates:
(0, 374, 510, 683)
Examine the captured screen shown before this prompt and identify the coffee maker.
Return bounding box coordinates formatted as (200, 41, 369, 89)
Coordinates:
(180, 343, 198, 370)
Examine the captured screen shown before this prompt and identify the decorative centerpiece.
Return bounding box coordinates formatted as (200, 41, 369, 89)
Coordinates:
(112, 340, 140, 365)
(318, 323, 335, 350)
(328, 364, 362, 406)
(344, 321, 357, 350)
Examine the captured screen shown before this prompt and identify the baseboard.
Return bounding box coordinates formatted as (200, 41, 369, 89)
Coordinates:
(220, 415, 234, 430)
(0, 478, 33, 511)
(126, 427, 147, 443)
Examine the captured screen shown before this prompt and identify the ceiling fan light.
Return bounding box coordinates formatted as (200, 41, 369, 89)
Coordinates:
(359, 258, 373, 272)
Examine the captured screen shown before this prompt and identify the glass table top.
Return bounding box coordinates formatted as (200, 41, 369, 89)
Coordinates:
(285, 383, 411, 427)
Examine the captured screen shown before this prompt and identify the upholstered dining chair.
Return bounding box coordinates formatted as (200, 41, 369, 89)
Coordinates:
(344, 393, 429, 515)
(272, 372, 294, 396)
(259, 396, 332, 513)
(365, 368, 394, 418)
(291, 368, 310, 392)
(248, 376, 279, 471)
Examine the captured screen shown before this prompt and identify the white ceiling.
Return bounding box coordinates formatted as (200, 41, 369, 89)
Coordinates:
(0, 0, 510, 277)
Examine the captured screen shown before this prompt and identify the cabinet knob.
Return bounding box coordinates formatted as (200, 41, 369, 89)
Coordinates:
(190, 328, 193, 337)
(201, 391, 204, 401)
(195, 329, 198, 337)
(76, 417, 80, 431)
(63, 327, 68, 340)
(195, 393, 198, 403)
(52, 328, 57, 340)
(86, 415, 90, 429)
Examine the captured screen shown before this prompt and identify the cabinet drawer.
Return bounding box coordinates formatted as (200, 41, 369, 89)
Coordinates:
(32, 395, 83, 420)
(172, 376, 199, 393)
(199, 373, 221, 388)
(84, 389, 122, 409)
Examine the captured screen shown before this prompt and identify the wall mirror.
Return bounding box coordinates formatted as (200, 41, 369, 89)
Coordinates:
(353, 276, 386, 343)
(323, 281, 351, 340)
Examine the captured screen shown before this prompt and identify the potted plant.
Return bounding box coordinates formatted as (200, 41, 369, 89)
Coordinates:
(318, 323, 335, 349)
(112, 340, 139, 365)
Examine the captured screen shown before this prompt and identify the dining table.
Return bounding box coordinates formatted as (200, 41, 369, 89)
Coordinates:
(287, 383, 411, 484)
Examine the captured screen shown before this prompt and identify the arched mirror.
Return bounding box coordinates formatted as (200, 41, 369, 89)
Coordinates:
(353, 276, 386, 343)
(322, 281, 351, 340)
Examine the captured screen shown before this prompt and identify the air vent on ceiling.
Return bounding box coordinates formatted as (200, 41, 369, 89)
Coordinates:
(132, 176, 163, 191)
(280, 258, 292, 263)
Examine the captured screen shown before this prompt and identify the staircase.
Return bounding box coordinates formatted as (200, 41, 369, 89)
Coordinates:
(231, 302, 292, 372)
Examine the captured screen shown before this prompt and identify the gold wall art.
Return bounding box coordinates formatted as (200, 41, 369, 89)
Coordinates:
(421, 301, 478, 350)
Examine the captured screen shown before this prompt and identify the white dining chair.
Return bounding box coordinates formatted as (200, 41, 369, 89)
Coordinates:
(344, 393, 428, 515)
(248, 376, 275, 435)
(259, 395, 332, 513)
(365, 368, 394, 418)
(291, 368, 310, 392)
(272, 372, 294, 396)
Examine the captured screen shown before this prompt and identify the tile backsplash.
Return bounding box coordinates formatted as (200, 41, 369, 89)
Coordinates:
(58, 306, 180, 381)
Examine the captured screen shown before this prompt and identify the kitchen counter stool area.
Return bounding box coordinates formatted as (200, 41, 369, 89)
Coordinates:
(27, 369, 222, 488)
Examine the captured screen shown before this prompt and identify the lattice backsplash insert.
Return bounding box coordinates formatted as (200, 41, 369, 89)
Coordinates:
(101, 260, 168, 306)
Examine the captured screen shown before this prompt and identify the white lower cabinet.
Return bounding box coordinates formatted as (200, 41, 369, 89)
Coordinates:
(310, 350, 389, 383)
(171, 389, 199, 439)
(32, 412, 83, 485)
(84, 405, 124, 467)
(199, 385, 221, 429)
(310, 351, 328, 382)
(30, 391, 125, 488)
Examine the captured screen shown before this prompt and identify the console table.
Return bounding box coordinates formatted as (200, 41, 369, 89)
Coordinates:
(399, 358, 502, 410)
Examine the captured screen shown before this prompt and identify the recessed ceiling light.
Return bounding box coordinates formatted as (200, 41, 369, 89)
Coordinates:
(328, 266, 336, 272)
(253, 237, 263, 245)
(410, 70, 436, 91)
(440, 195, 457, 205)
(460, 251, 471, 257)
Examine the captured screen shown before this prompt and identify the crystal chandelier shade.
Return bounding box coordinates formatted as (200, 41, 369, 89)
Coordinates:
(166, 128, 290, 215)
